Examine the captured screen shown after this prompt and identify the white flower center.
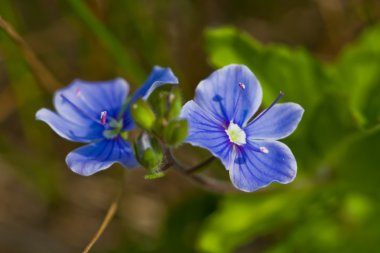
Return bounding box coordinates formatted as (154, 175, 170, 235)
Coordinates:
(225, 121, 246, 145)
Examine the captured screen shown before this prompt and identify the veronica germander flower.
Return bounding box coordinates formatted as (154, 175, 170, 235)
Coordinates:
(36, 66, 178, 176)
(181, 64, 304, 192)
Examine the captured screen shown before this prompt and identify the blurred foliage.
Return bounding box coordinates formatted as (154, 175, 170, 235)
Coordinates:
(1, 0, 380, 253)
(197, 25, 380, 253)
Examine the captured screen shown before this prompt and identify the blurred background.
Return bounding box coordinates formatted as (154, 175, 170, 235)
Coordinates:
(1, 0, 380, 252)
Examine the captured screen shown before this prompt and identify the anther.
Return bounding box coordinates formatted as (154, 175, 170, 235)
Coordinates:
(100, 111, 107, 125)
(75, 87, 81, 97)
(232, 82, 246, 120)
(260, 147, 269, 154)
(239, 82, 246, 90)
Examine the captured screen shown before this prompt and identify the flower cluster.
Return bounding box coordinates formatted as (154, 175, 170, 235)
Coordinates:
(37, 64, 303, 192)
(37, 66, 178, 176)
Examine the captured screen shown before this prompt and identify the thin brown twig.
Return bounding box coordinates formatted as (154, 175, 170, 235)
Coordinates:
(82, 196, 120, 253)
(185, 156, 216, 174)
(164, 148, 236, 193)
(0, 16, 61, 92)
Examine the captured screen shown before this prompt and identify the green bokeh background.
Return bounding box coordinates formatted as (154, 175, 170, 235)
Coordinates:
(0, 1, 380, 252)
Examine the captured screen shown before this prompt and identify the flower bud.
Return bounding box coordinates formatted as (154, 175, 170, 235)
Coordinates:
(148, 88, 169, 117)
(133, 133, 163, 171)
(131, 99, 156, 130)
(163, 119, 188, 147)
(167, 88, 182, 120)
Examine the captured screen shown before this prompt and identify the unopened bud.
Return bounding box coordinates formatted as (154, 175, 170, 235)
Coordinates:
(163, 119, 188, 147)
(131, 99, 156, 130)
(167, 88, 182, 120)
(133, 133, 163, 170)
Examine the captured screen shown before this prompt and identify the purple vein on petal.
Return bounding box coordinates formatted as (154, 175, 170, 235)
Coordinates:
(60, 94, 102, 124)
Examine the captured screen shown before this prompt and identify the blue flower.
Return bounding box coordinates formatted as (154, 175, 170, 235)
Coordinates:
(36, 66, 178, 176)
(181, 64, 304, 192)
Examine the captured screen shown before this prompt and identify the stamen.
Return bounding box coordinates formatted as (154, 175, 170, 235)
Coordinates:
(75, 87, 81, 97)
(232, 82, 246, 120)
(249, 91, 284, 125)
(260, 147, 269, 154)
(100, 111, 107, 125)
(248, 145, 270, 154)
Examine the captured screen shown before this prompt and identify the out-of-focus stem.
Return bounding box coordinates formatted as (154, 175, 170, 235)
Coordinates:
(164, 148, 236, 193)
(185, 156, 216, 174)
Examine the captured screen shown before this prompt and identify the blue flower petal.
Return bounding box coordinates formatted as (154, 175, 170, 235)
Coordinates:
(54, 78, 129, 123)
(122, 66, 178, 130)
(194, 64, 262, 126)
(66, 138, 139, 176)
(229, 140, 297, 192)
(245, 103, 304, 140)
(129, 66, 178, 104)
(181, 100, 233, 163)
(36, 108, 103, 142)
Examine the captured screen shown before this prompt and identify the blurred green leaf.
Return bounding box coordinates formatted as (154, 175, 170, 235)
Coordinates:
(336, 126, 380, 196)
(334, 24, 380, 126)
(197, 191, 309, 253)
(65, 0, 146, 83)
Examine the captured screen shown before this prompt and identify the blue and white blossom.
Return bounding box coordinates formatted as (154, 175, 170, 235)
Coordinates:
(36, 66, 178, 176)
(181, 64, 304, 192)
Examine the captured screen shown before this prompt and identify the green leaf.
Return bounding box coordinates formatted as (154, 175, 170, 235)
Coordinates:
(66, 0, 146, 83)
(197, 191, 308, 253)
(334, 24, 380, 126)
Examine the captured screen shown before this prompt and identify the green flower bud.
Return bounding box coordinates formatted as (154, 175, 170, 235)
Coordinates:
(152, 116, 167, 136)
(141, 148, 160, 170)
(167, 88, 182, 120)
(163, 119, 188, 147)
(131, 99, 156, 130)
(156, 91, 169, 117)
(133, 133, 163, 171)
(148, 88, 169, 117)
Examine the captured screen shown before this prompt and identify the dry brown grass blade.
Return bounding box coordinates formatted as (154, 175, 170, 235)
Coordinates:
(82, 197, 119, 253)
(0, 16, 62, 92)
